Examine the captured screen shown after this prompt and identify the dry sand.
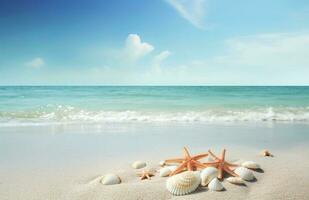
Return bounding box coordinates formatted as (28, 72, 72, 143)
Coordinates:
(1, 146, 309, 200)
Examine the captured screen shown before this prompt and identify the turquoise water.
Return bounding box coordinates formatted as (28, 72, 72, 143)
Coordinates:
(0, 86, 309, 125)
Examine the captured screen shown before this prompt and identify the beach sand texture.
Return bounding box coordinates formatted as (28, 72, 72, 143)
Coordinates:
(1, 145, 309, 200)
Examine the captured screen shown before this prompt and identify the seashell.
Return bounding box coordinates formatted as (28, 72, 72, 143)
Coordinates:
(159, 160, 166, 167)
(200, 167, 218, 186)
(226, 177, 245, 185)
(101, 174, 121, 185)
(242, 161, 261, 169)
(132, 161, 146, 169)
(166, 171, 201, 196)
(234, 167, 255, 181)
(167, 165, 178, 171)
(208, 178, 224, 191)
(159, 167, 172, 177)
(261, 150, 273, 157)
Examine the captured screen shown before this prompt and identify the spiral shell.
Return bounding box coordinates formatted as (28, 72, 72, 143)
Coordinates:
(242, 161, 260, 169)
(166, 171, 201, 196)
(208, 178, 224, 191)
(200, 167, 218, 186)
(234, 167, 255, 181)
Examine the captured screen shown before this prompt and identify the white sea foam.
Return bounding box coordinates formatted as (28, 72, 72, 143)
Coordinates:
(1, 106, 309, 126)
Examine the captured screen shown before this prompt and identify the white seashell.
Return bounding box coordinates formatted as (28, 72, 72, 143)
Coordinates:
(159, 167, 172, 177)
(242, 161, 261, 169)
(226, 177, 245, 185)
(208, 178, 224, 191)
(101, 174, 121, 185)
(200, 167, 218, 186)
(166, 171, 201, 196)
(234, 167, 255, 181)
(167, 165, 178, 171)
(132, 161, 146, 169)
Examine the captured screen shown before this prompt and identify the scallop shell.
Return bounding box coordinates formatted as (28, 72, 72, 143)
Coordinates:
(101, 174, 121, 185)
(166, 171, 201, 196)
(234, 167, 255, 181)
(208, 178, 224, 191)
(242, 161, 260, 169)
(132, 161, 146, 169)
(159, 167, 172, 177)
(226, 177, 245, 185)
(200, 167, 218, 186)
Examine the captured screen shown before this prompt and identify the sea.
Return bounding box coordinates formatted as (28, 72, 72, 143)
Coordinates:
(0, 86, 309, 126)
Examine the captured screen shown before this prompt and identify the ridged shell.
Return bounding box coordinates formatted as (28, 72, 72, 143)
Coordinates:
(159, 167, 172, 177)
(166, 171, 201, 196)
(101, 174, 121, 185)
(226, 177, 245, 185)
(132, 161, 146, 169)
(242, 161, 260, 169)
(208, 178, 224, 191)
(200, 167, 218, 186)
(234, 167, 255, 181)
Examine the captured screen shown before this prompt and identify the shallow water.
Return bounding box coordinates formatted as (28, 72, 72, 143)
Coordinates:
(1, 86, 309, 125)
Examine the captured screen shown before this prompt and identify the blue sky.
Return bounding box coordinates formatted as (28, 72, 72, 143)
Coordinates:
(1, 0, 309, 85)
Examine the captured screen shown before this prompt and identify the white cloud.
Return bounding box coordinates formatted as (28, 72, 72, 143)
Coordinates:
(214, 33, 309, 68)
(154, 50, 171, 63)
(166, 0, 206, 29)
(123, 34, 154, 61)
(143, 32, 309, 85)
(25, 57, 45, 68)
(152, 50, 171, 74)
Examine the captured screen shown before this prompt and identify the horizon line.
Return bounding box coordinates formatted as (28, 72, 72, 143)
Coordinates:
(1, 84, 309, 87)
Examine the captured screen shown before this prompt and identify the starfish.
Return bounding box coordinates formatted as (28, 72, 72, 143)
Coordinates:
(137, 170, 154, 180)
(164, 147, 208, 176)
(203, 149, 239, 180)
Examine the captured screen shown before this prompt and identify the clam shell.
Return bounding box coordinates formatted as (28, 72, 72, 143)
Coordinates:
(132, 161, 146, 169)
(242, 161, 260, 169)
(226, 177, 245, 185)
(101, 174, 121, 185)
(234, 167, 255, 181)
(166, 171, 201, 196)
(159, 167, 172, 177)
(159, 161, 166, 167)
(208, 178, 224, 191)
(200, 167, 218, 186)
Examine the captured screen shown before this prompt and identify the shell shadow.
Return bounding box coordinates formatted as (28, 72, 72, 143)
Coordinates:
(234, 183, 247, 187)
(193, 186, 208, 194)
(195, 186, 227, 193)
(246, 177, 257, 183)
(252, 168, 264, 173)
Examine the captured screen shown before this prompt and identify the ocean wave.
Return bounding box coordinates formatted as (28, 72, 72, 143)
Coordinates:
(1, 105, 309, 126)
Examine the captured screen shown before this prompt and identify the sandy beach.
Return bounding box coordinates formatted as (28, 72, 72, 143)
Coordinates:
(1, 122, 309, 200)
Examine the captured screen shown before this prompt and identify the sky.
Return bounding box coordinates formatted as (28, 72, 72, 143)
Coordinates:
(0, 0, 309, 85)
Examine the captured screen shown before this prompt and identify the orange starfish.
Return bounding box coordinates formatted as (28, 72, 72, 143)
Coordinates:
(164, 147, 208, 176)
(137, 170, 154, 180)
(204, 149, 239, 180)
